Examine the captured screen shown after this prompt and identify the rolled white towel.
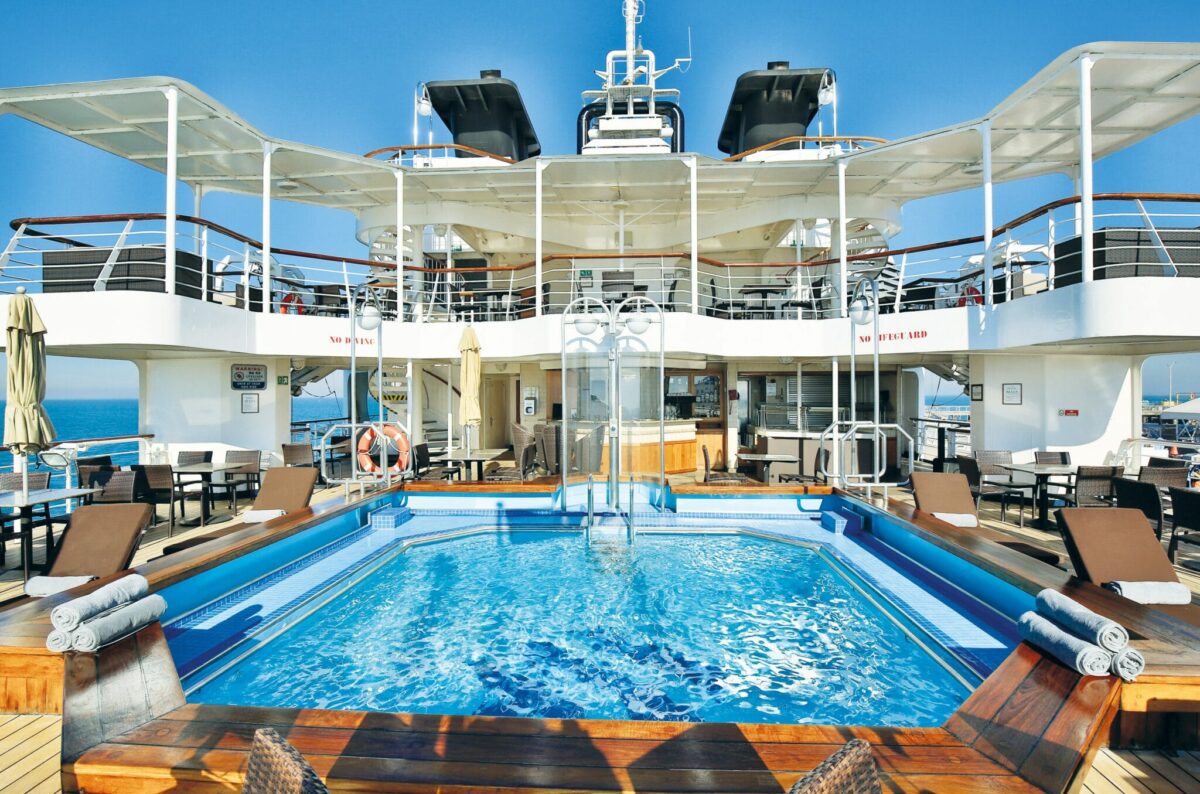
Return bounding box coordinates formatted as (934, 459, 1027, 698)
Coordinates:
(1019, 612, 1113, 677)
(1111, 647, 1146, 682)
(1104, 581, 1193, 606)
(932, 512, 979, 528)
(69, 594, 167, 652)
(50, 574, 149, 632)
(24, 575, 96, 598)
(241, 509, 286, 524)
(45, 629, 73, 653)
(1036, 589, 1129, 652)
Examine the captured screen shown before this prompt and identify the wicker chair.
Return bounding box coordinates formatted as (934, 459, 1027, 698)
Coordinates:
(957, 455, 1025, 526)
(130, 464, 187, 530)
(0, 471, 55, 565)
(537, 424, 561, 476)
(1033, 450, 1073, 501)
(80, 468, 139, 506)
(1138, 464, 1189, 490)
(780, 447, 830, 485)
(1167, 486, 1200, 563)
(1114, 477, 1167, 541)
(241, 727, 329, 794)
(974, 450, 1036, 501)
(486, 444, 536, 482)
(412, 443, 460, 481)
(703, 446, 752, 484)
(282, 443, 315, 468)
(1067, 465, 1124, 508)
(174, 449, 213, 512)
(1148, 456, 1190, 469)
(512, 423, 537, 473)
(209, 450, 263, 509)
(787, 738, 882, 794)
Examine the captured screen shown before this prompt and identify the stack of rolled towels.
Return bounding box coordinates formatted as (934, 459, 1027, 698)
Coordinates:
(1018, 589, 1144, 682)
(45, 574, 167, 653)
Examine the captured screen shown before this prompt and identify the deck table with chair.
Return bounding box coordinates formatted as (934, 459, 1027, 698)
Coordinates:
(432, 448, 508, 481)
(999, 461, 1076, 529)
(173, 460, 254, 527)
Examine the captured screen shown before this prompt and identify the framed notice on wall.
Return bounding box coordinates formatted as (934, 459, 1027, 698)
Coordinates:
(241, 393, 260, 414)
(970, 384, 983, 401)
(1002, 383, 1023, 405)
(231, 363, 268, 391)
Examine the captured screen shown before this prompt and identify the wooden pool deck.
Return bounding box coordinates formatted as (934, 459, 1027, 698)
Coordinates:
(0, 479, 1197, 792)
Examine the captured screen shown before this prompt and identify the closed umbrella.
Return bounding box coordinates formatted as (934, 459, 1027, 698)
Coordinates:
(4, 289, 56, 499)
(458, 326, 481, 454)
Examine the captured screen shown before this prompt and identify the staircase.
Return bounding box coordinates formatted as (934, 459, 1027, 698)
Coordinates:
(366, 364, 457, 452)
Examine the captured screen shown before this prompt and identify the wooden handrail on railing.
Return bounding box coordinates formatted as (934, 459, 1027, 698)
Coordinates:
(9, 193, 1200, 283)
(724, 135, 889, 163)
(363, 144, 517, 165)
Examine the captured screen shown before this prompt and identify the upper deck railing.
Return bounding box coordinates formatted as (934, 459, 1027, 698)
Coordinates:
(2, 193, 1198, 323)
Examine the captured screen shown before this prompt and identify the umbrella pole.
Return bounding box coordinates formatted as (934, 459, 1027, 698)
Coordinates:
(21, 454, 29, 500)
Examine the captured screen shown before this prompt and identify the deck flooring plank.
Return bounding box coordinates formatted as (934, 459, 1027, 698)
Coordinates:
(15, 752, 63, 794)
(1112, 750, 1191, 793)
(1118, 753, 1195, 794)
(1089, 749, 1158, 793)
(1082, 754, 1135, 794)
(0, 731, 60, 790)
(0, 716, 57, 757)
(23, 772, 64, 794)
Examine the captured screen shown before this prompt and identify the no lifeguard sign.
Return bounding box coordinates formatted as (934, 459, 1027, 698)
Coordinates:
(231, 364, 268, 391)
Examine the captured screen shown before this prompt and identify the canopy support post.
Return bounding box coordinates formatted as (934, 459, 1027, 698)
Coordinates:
(689, 156, 699, 313)
(1079, 55, 1095, 283)
(164, 86, 178, 297)
(981, 121, 994, 305)
(395, 169, 405, 320)
(261, 142, 274, 313)
(836, 160, 848, 317)
(535, 160, 545, 315)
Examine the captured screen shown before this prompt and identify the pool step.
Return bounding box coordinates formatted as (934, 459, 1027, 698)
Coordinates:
(370, 506, 414, 530)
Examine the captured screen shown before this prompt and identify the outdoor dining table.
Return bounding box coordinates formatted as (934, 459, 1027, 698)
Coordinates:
(0, 487, 99, 581)
(1000, 463, 1076, 529)
(738, 284, 788, 318)
(174, 462, 255, 527)
(432, 448, 509, 481)
(736, 453, 800, 485)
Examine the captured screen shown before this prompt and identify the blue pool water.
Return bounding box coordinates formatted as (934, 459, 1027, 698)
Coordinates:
(190, 531, 972, 726)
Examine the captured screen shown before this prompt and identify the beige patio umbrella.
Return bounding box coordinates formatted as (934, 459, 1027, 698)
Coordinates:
(5, 289, 56, 498)
(458, 326, 482, 454)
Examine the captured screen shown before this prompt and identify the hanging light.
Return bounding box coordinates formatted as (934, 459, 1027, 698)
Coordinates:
(573, 315, 599, 336)
(358, 303, 383, 331)
(624, 312, 651, 335)
(849, 296, 874, 326)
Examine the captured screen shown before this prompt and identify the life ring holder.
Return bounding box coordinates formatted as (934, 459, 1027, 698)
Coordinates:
(280, 292, 305, 315)
(957, 285, 983, 307)
(356, 424, 410, 474)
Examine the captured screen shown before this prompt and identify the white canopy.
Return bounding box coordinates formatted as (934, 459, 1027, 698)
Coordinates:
(1162, 397, 1200, 421)
(1, 42, 1199, 213)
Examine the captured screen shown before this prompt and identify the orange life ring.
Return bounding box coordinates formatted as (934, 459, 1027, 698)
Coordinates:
(280, 292, 305, 315)
(957, 285, 982, 307)
(356, 425, 410, 474)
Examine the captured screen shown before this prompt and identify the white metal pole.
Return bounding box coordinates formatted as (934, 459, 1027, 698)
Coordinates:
(406, 358, 415, 444)
(447, 363, 454, 453)
(378, 304, 387, 484)
(261, 142, 274, 312)
(192, 185, 204, 254)
(349, 290, 358, 481)
(618, 207, 626, 257)
(831, 356, 840, 484)
(164, 86, 178, 296)
(837, 160, 848, 317)
(1079, 55, 1095, 283)
(689, 156, 699, 313)
(871, 284, 880, 483)
(535, 161, 545, 314)
(445, 225, 453, 319)
(981, 122, 994, 304)
(395, 170, 405, 320)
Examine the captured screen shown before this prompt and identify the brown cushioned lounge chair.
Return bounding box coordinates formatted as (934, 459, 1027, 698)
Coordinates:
(44, 503, 152, 580)
(1056, 506, 1199, 626)
(160, 467, 319, 556)
(910, 472, 1059, 566)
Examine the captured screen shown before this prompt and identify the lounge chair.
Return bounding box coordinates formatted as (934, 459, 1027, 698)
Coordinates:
(160, 467, 319, 556)
(787, 738, 881, 794)
(30, 503, 152, 595)
(910, 472, 1059, 566)
(242, 727, 329, 794)
(1056, 506, 1198, 626)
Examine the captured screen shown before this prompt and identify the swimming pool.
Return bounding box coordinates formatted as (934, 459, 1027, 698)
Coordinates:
(161, 490, 1027, 728)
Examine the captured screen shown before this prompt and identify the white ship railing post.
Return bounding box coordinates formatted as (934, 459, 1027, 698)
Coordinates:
(689, 155, 699, 313)
(535, 160, 545, 315)
(395, 169, 405, 320)
(980, 120, 994, 305)
(836, 159, 848, 318)
(830, 356, 841, 485)
(1079, 54, 1095, 283)
(164, 85, 178, 297)
(261, 141, 274, 312)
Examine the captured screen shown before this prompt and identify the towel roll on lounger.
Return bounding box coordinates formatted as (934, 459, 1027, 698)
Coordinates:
(70, 594, 167, 652)
(50, 574, 149, 632)
(1111, 647, 1146, 682)
(1018, 612, 1113, 677)
(932, 512, 979, 528)
(1104, 580, 1193, 606)
(45, 629, 73, 653)
(1036, 589, 1128, 652)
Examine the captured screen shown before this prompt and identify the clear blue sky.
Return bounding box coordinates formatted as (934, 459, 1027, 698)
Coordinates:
(0, 0, 1197, 397)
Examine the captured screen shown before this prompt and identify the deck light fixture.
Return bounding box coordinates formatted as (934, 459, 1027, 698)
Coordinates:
(573, 316, 600, 336)
(624, 312, 651, 335)
(357, 303, 383, 331)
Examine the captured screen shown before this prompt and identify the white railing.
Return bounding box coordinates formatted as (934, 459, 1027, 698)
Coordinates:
(4, 194, 1197, 323)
